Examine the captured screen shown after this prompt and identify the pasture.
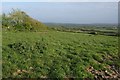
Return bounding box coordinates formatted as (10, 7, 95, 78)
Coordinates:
(2, 31, 119, 78)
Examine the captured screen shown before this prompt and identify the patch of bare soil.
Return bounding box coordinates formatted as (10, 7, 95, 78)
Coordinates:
(87, 66, 120, 79)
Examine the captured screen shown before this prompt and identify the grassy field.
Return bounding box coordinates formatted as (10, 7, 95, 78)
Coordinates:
(2, 31, 119, 78)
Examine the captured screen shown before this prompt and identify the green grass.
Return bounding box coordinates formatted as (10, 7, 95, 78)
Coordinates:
(2, 31, 118, 78)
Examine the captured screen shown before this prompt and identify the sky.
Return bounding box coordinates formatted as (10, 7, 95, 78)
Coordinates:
(2, 2, 118, 24)
(1, 0, 119, 2)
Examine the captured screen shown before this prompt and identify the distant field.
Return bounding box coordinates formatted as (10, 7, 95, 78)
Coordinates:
(46, 23, 118, 36)
(2, 31, 119, 78)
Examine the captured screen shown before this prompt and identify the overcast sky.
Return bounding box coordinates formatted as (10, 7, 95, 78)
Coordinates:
(2, 0, 119, 2)
(2, 2, 118, 24)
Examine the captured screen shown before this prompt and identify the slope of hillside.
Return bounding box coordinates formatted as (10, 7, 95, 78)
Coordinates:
(2, 31, 119, 78)
(2, 9, 48, 31)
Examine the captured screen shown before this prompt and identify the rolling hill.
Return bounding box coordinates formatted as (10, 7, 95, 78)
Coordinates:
(2, 9, 48, 31)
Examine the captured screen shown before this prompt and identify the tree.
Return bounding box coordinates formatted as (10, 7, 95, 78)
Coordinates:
(2, 9, 48, 31)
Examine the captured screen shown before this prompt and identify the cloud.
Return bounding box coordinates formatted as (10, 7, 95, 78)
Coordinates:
(1, 0, 119, 2)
